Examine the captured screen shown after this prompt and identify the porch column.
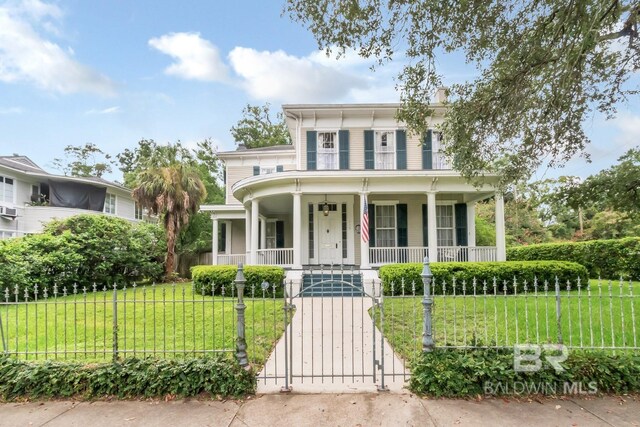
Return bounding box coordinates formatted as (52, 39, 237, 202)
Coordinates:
(359, 192, 370, 269)
(251, 198, 260, 264)
(467, 201, 476, 262)
(211, 216, 219, 265)
(495, 193, 506, 261)
(292, 191, 302, 269)
(427, 192, 438, 262)
(245, 204, 251, 263)
(260, 218, 266, 250)
(225, 220, 232, 254)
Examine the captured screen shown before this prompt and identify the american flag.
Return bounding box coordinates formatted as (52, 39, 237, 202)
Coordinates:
(361, 195, 369, 243)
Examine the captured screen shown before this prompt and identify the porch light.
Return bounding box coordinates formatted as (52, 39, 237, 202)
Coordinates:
(322, 195, 330, 216)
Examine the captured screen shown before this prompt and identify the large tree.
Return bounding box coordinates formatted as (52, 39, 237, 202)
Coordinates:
(129, 143, 208, 277)
(230, 103, 292, 149)
(286, 1, 640, 185)
(52, 143, 114, 178)
(555, 147, 640, 218)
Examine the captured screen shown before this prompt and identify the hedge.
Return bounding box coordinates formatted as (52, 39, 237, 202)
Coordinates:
(191, 265, 286, 297)
(410, 348, 640, 397)
(378, 261, 589, 295)
(507, 237, 640, 280)
(0, 355, 255, 400)
(0, 215, 166, 300)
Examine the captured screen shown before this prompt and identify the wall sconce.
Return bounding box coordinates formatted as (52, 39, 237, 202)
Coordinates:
(355, 224, 361, 234)
(322, 195, 330, 216)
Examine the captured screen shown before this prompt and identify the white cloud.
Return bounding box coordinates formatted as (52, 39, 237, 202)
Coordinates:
(85, 106, 120, 115)
(0, 106, 24, 114)
(228, 47, 369, 103)
(148, 32, 228, 82)
(0, 1, 116, 95)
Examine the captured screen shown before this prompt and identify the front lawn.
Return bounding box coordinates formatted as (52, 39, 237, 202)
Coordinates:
(377, 279, 640, 363)
(0, 282, 286, 367)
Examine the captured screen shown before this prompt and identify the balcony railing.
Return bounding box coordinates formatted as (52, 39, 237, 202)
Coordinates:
(370, 246, 498, 265)
(255, 248, 294, 266)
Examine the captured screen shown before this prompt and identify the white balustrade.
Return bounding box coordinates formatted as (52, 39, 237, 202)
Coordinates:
(255, 248, 294, 266)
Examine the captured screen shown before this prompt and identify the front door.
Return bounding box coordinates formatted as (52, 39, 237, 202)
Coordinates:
(318, 210, 342, 265)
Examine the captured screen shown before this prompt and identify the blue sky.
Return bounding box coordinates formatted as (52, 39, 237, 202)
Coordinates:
(0, 0, 638, 183)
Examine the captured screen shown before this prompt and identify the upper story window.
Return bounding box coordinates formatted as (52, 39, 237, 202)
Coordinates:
(375, 131, 395, 170)
(0, 176, 15, 204)
(260, 166, 275, 174)
(317, 131, 338, 170)
(104, 193, 116, 214)
(134, 202, 143, 220)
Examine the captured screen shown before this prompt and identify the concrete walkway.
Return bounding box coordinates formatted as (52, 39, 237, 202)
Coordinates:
(257, 296, 407, 393)
(1, 394, 638, 426)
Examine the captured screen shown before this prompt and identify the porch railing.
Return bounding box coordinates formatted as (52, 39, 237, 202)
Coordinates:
(370, 247, 428, 265)
(255, 248, 294, 266)
(370, 246, 498, 265)
(218, 254, 246, 265)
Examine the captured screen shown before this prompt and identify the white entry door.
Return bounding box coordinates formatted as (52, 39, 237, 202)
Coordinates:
(318, 211, 342, 265)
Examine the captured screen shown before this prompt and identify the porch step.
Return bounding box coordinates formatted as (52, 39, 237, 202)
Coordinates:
(301, 273, 363, 297)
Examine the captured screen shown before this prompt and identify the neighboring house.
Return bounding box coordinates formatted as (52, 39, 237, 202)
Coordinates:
(0, 155, 144, 239)
(200, 100, 506, 272)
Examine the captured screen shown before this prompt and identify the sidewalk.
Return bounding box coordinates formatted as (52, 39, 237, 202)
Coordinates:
(257, 296, 407, 393)
(1, 393, 638, 427)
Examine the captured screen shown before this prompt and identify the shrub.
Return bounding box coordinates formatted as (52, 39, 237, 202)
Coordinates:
(0, 214, 166, 300)
(507, 237, 640, 280)
(378, 261, 589, 295)
(191, 265, 286, 297)
(0, 355, 255, 400)
(410, 348, 640, 397)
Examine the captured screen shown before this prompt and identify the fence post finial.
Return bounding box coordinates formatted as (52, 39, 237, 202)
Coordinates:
(421, 256, 435, 351)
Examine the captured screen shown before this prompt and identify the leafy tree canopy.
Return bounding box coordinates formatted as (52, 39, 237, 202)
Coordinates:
(52, 143, 114, 178)
(230, 103, 292, 149)
(286, 1, 640, 186)
(555, 147, 640, 218)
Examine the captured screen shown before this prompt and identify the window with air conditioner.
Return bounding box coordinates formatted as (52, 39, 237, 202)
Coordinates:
(375, 131, 395, 170)
(317, 131, 338, 170)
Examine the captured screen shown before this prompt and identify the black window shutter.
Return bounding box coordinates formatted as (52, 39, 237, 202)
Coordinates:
(364, 130, 374, 170)
(422, 130, 433, 169)
(339, 130, 349, 170)
(422, 204, 429, 246)
(276, 220, 285, 249)
(368, 203, 376, 247)
(455, 203, 468, 246)
(397, 204, 408, 247)
(219, 222, 226, 253)
(307, 131, 317, 170)
(396, 130, 407, 170)
(276, 165, 284, 172)
(253, 166, 260, 176)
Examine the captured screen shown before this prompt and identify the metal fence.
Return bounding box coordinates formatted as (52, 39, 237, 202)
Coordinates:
(0, 278, 286, 367)
(380, 275, 640, 358)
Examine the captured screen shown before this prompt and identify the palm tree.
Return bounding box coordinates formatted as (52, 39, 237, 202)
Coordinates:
(133, 161, 206, 278)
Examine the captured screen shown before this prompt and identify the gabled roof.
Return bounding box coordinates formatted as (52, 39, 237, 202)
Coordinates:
(0, 155, 130, 192)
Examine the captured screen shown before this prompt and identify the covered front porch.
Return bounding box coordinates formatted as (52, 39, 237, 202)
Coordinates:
(201, 180, 506, 269)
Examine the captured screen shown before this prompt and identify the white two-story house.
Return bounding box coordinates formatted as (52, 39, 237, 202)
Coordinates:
(0, 155, 144, 239)
(201, 101, 507, 274)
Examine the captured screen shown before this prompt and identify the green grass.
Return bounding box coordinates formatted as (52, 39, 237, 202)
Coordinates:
(377, 279, 640, 363)
(0, 283, 286, 367)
